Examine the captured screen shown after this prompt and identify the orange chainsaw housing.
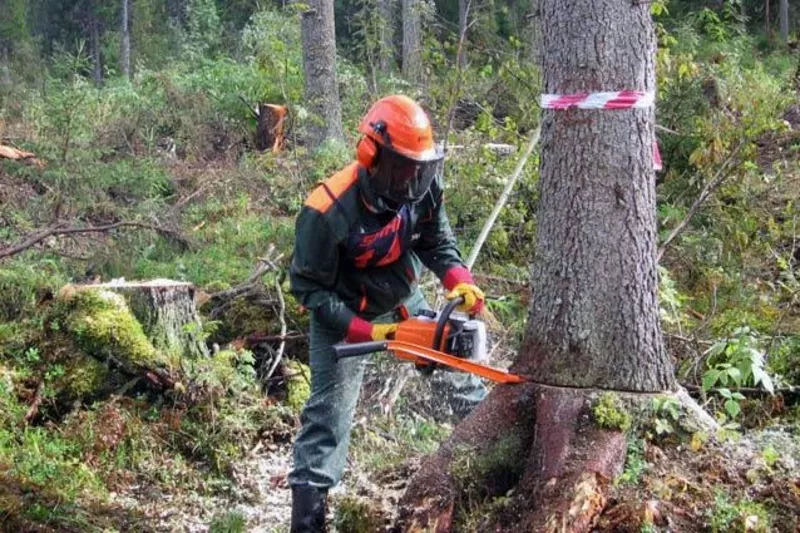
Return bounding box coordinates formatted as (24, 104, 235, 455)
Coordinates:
(393, 317, 450, 351)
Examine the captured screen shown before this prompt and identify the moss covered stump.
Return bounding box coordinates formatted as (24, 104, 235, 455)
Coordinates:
(62, 279, 209, 360)
(51, 279, 210, 395)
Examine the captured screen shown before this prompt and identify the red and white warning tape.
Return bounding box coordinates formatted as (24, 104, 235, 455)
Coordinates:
(540, 90, 655, 110)
(539, 90, 662, 170)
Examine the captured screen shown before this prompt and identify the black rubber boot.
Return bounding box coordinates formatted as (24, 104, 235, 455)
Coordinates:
(290, 484, 328, 533)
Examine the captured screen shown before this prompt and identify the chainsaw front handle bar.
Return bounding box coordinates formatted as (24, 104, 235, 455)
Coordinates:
(332, 340, 388, 360)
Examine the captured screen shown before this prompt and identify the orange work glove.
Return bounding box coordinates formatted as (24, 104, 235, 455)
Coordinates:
(446, 282, 485, 314)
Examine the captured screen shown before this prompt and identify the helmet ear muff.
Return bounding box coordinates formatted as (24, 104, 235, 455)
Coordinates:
(357, 136, 378, 169)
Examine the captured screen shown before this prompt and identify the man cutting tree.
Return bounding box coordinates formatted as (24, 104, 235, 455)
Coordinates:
(288, 95, 487, 532)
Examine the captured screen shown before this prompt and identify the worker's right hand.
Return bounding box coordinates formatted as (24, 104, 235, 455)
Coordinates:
(370, 323, 398, 341)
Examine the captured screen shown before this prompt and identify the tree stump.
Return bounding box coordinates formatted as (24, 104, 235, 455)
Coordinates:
(256, 104, 288, 153)
(80, 279, 209, 360)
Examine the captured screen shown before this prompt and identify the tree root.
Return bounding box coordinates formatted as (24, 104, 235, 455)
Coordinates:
(398, 385, 715, 532)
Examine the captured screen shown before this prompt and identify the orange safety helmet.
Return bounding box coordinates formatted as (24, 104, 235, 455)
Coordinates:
(356, 95, 444, 205)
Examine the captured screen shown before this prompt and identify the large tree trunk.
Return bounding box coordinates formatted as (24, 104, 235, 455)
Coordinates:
(398, 1, 685, 531)
(519, 0, 673, 390)
(779, 0, 789, 43)
(121, 0, 131, 80)
(402, 0, 421, 83)
(378, 0, 396, 74)
(299, 0, 344, 148)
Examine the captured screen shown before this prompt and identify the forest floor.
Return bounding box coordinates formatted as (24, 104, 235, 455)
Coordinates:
(104, 359, 800, 532)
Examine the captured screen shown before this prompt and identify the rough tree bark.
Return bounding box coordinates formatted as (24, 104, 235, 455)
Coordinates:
(121, 0, 131, 80)
(299, 0, 344, 148)
(398, 1, 689, 531)
(402, 0, 421, 83)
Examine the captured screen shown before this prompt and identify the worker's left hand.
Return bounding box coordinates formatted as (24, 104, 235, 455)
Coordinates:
(446, 282, 485, 314)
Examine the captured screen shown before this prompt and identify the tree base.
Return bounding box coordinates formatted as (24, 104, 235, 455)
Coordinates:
(398, 384, 715, 532)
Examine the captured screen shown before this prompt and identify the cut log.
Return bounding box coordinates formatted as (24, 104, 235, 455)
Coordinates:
(256, 104, 288, 153)
(76, 279, 210, 360)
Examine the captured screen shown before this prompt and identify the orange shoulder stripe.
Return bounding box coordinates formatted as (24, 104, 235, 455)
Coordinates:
(305, 162, 360, 213)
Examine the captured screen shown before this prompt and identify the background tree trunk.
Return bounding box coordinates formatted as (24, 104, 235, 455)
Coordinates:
(766, 0, 772, 38)
(90, 0, 103, 87)
(299, 0, 344, 148)
(458, 0, 469, 68)
(0, 44, 10, 88)
(121, 0, 131, 80)
(378, 0, 396, 74)
(779, 0, 789, 43)
(398, 1, 681, 530)
(402, 0, 421, 83)
(529, 0, 541, 66)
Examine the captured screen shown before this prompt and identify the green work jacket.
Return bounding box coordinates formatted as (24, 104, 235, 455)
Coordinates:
(289, 162, 472, 341)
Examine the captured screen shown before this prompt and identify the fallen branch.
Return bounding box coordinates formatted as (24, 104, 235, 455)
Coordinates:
(265, 274, 288, 382)
(0, 220, 190, 260)
(681, 382, 798, 399)
(23, 381, 45, 424)
(656, 143, 743, 263)
(0, 144, 35, 160)
(466, 126, 541, 269)
(208, 244, 284, 303)
(245, 332, 306, 345)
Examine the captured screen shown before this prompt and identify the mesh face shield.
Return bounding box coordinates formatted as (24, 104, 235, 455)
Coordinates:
(372, 147, 443, 205)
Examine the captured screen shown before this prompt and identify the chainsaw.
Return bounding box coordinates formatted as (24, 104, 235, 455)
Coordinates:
(332, 296, 526, 384)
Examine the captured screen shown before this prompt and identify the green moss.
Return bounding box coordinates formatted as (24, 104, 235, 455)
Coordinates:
(449, 435, 524, 531)
(451, 432, 524, 497)
(709, 489, 771, 532)
(209, 296, 277, 343)
(59, 356, 109, 397)
(592, 392, 632, 432)
(332, 495, 383, 533)
(285, 360, 311, 413)
(62, 289, 162, 367)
